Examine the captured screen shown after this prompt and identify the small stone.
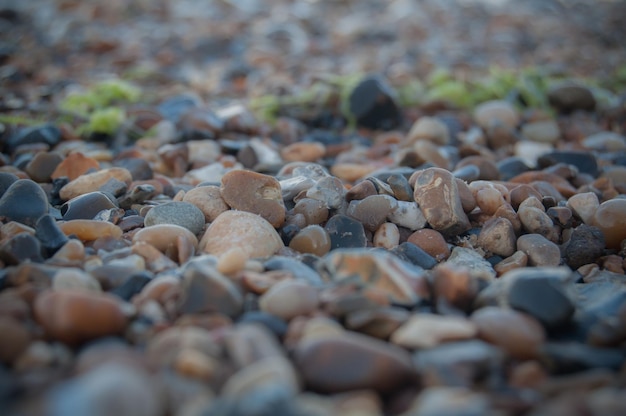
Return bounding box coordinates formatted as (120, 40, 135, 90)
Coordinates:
(133, 224, 198, 263)
(518, 205, 560, 243)
(514, 141, 553, 168)
(220, 170, 285, 227)
(477, 217, 516, 257)
(53, 268, 101, 292)
(324, 214, 367, 249)
(49, 239, 85, 265)
(182, 185, 229, 223)
(293, 332, 414, 393)
(25, 151, 63, 183)
(345, 307, 410, 339)
(5, 124, 61, 154)
(109, 273, 152, 301)
(34, 290, 128, 345)
(407, 116, 450, 146)
(517, 234, 561, 267)
(281, 142, 326, 162)
(345, 180, 377, 202)
(521, 120, 560, 143)
(471, 306, 546, 359)
(349, 75, 402, 130)
(474, 100, 519, 129)
(507, 275, 575, 329)
(509, 184, 543, 210)
(455, 156, 500, 181)
(0, 179, 49, 227)
(0, 233, 44, 265)
(58, 220, 123, 242)
(564, 224, 605, 269)
(292, 198, 329, 226)
(320, 248, 428, 306)
(347, 194, 396, 232)
(412, 168, 471, 237)
(445, 247, 496, 281)
(200, 210, 283, 259)
(59, 167, 132, 201)
(259, 280, 319, 321)
(494, 251, 528, 276)
(387, 201, 428, 231)
(61, 192, 117, 221)
(51, 152, 100, 181)
(178, 260, 243, 318)
(306, 176, 345, 209)
(373, 222, 400, 249)
(591, 199, 626, 249)
(0, 316, 31, 365)
(548, 82, 596, 114)
(582, 131, 626, 151)
(35, 214, 69, 256)
(391, 242, 438, 269)
(407, 229, 450, 261)
(390, 313, 477, 349)
(144, 201, 205, 235)
(539, 150, 599, 177)
(222, 356, 300, 397)
(432, 265, 480, 313)
(289, 225, 331, 256)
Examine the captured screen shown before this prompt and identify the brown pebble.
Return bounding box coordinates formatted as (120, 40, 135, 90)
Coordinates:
(292, 198, 329, 226)
(0, 316, 31, 364)
(407, 229, 450, 261)
(478, 217, 516, 257)
(51, 152, 100, 181)
(373, 222, 400, 249)
(281, 142, 326, 162)
(566, 192, 599, 225)
(494, 251, 528, 276)
(390, 313, 477, 349)
(517, 234, 561, 267)
(34, 290, 128, 345)
(289, 225, 331, 256)
(182, 185, 229, 223)
(456, 156, 500, 181)
(59, 167, 132, 201)
(58, 220, 122, 241)
(132, 224, 198, 263)
(591, 199, 626, 249)
(346, 180, 377, 202)
(25, 151, 63, 183)
(220, 170, 286, 227)
(259, 280, 319, 320)
(510, 184, 544, 210)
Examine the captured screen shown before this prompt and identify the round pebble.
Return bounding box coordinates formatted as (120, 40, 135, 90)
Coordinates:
(407, 229, 450, 261)
(182, 185, 230, 223)
(591, 199, 626, 249)
(289, 225, 331, 256)
(390, 313, 477, 349)
(474, 100, 519, 129)
(259, 280, 319, 320)
(144, 201, 205, 235)
(0, 179, 49, 227)
(61, 192, 117, 221)
(477, 217, 516, 257)
(516, 234, 561, 267)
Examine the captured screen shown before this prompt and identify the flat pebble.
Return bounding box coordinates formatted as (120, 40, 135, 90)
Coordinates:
(471, 306, 546, 359)
(591, 199, 626, 249)
(0, 179, 49, 227)
(144, 201, 205, 235)
(220, 170, 285, 227)
(412, 168, 471, 237)
(517, 234, 561, 267)
(200, 210, 283, 258)
(259, 280, 319, 320)
(293, 331, 414, 393)
(59, 220, 122, 241)
(59, 167, 132, 201)
(34, 290, 128, 345)
(61, 192, 117, 221)
(391, 313, 477, 349)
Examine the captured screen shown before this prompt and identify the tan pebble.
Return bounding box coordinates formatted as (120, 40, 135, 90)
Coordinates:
(407, 116, 450, 146)
(222, 356, 300, 397)
(517, 234, 561, 267)
(413, 139, 450, 169)
(471, 306, 546, 359)
(470, 181, 506, 215)
(220, 170, 286, 227)
(478, 217, 516, 257)
(510, 184, 543, 210)
(330, 163, 378, 183)
(51, 152, 100, 181)
(34, 290, 127, 345)
(53, 268, 101, 292)
(58, 220, 122, 241)
(289, 225, 331, 256)
(390, 313, 477, 349)
(566, 192, 599, 225)
(174, 348, 217, 381)
(373, 222, 400, 249)
(131, 242, 178, 273)
(241, 270, 293, 295)
(292, 198, 329, 226)
(59, 167, 132, 201)
(217, 248, 248, 275)
(474, 100, 519, 129)
(407, 229, 450, 261)
(591, 199, 626, 249)
(494, 203, 522, 235)
(200, 210, 283, 259)
(281, 142, 326, 162)
(133, 275, 180, 307)
(518, 205, 560, 243)
(456, 179, 477, 213)
(298, 317, 345, 343)
(132, 224, 198, 263)
(48, 239, 85, 265)
(521, 119, 560, 143)
(494, 251, 528, 276)
(259, 280, 318, 321)
(182, 185, 229, 222)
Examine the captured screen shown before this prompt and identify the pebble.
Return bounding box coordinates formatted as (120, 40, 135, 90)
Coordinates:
(144, 201, 205, 235)
(507, 275, 575, 330)
(345, 307, 410, 339)
(406, 387, 490, 416)
(387, 200, 428, 230)
(373, 222, 400, 249)
(0, 172, 18, 197)
(0, 316, 31, 365)
(564, 224, 605, 269)
(293, 331, 414, 393)
(477, 217, 516, 257)
(281, 141, 326, 162)
(200, 210, 284, 258)
(5, 124, 61, 154)
(590, 198, 626, 249)
(348, 76, 402, 130)
(518, 204, 560, 243)
(548, 82, 596, 114)
(220, 170, 286, 227)
(61, 192, 117, 221)
(288, 225, 331, 256)
(59, 167, 132, 201)
(521, 119, 560, 143)
(58, 220, 123, 241)
(390, 313, 477, 349)
(539, 150, 599, 177)
(407, 229, 450, 261)
(516, 234, 561, 267)
(51, 152, 100, 181)
(412, 168, 471, 237)
(53, 268, 101, 292)
(292, 198, 329, 226)
(0, 179, 49, 227)
(182, 185, 229, 223)
(25, 151, 63, 183)
(473, 100, 519, 130)
(306, 176, 345, 209)
(34, 290, 128, 345)
(320, 248, 428, 306)
(259, 280, 319, 321)
(432, 265, 479, 313)
(407, 116, 450, 146)
(582, 131, 626, 151)
(132, 224, 198, 263)
(391, 242, 438, 269)
(445, 247, 496, 281)
(222, 355, 300, 397)
(0, 233, 44, 264)
(324, 214, 367, 249)
(347, 194, 396, 232)
(471, 306, 546, 359)
(493, 251, 528, 276)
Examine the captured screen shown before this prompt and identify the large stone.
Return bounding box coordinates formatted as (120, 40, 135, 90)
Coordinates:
(0, 179, 49, 227)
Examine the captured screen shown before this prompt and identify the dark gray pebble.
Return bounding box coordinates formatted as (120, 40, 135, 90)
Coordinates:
(0, 179, 49, 226)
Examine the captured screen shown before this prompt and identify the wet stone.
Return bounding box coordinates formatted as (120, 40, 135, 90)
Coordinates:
(259, 280, 319, 321)
(517, 234, 561, 267)
(144, 201, 205, 235)
(508, 275, 575, 330)
(391, 314, 478, 349)
(564, 224, 605, 269)
(347, 194, 396, 232)
(35, 214, 69, 256)
(220, 170, 286, 227)
(477, 217, 516, 257)
(61, 192, 117, 221)
(34, 290, 128, 345)
(0, 179, 49, 227)
(591, 198, 626, 249)
(324, 214, 367, 250)
(412, 168, 471, 237)
(4, 124, 61, 154)
(293, 331, 414, 394)
(25, 151, 63, 183)
(0, 233, 44, 265)
(200, 210, 283, 259)
(548, 82, 596, 114)
(348, 75, 402, 130)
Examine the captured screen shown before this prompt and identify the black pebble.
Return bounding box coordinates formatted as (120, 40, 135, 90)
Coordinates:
(349, 75, 402, 130)
(324, 214, 367, 250)
(35, 214, 69, 257)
